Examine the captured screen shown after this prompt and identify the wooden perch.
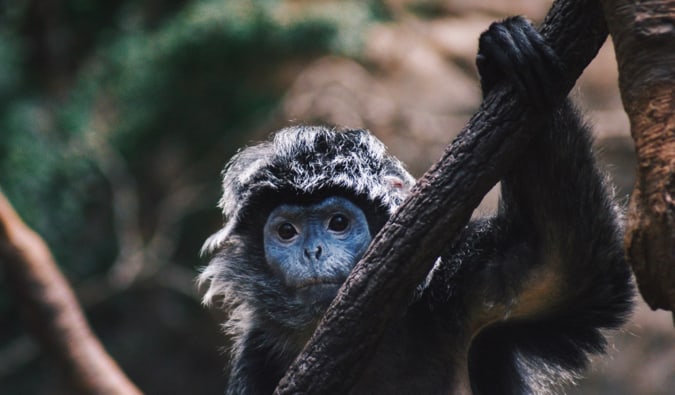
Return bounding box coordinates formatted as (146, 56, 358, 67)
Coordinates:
(0, 191, 142, 395)
(274, 0, 610, 393)
(600, 0, 675, 321)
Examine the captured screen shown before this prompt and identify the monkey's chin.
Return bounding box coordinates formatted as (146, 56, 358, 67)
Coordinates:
(295, 283, 342, 307)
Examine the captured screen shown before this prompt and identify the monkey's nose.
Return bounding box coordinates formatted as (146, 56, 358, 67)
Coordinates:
(304, 246, 322, 260)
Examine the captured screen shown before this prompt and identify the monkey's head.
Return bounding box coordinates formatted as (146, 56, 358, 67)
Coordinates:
(199, 126, 414, 336)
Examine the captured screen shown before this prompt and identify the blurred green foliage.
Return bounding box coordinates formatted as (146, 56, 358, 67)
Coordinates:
(0, 1, 382, 393)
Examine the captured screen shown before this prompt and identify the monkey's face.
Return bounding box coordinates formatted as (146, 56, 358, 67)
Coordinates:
(263, 196, 372, 308)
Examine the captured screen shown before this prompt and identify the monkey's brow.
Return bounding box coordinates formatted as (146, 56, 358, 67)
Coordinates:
(273, 197, 356, 216)
(272, 208, 334, 222)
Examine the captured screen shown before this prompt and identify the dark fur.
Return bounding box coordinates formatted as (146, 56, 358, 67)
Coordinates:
(200, 17, 633, 394)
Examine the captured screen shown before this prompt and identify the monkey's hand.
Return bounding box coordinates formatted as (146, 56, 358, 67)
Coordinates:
(476, 16, 564, 110)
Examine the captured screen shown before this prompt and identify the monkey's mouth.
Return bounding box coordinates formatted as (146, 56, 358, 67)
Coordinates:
(294, 277, 345, 290)
(294, 277, 346, 307)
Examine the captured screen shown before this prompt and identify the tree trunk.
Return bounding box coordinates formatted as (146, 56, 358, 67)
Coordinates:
(600, 0, 675, 322)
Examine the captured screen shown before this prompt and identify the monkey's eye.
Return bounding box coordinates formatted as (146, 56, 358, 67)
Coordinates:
(328, 214, 350, 232)
(277, 223, 298, 240)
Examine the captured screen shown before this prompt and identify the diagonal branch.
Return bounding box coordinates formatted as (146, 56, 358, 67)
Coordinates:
(0, 191, 142, 395)
(274, 0, 609, 393)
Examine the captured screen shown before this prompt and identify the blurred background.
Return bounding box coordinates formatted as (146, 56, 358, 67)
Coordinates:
(0, 0, 673, 394)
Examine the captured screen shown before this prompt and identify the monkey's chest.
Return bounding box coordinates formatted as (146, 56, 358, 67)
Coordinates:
(349, 314, 465, 394)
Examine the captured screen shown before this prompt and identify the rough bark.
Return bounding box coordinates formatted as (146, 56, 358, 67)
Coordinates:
(0, 192, 143, 395)
(274, 0, 610, 393)
(600, 0, 675, 321)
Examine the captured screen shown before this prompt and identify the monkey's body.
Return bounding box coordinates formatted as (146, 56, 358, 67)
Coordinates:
(200, 18, 633, 394)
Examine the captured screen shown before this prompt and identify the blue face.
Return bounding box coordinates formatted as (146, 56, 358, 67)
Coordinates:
(263, 196, 372, 306)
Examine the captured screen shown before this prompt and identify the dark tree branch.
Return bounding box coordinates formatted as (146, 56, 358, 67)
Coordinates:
(275, 0, 609, 393)
(0, 191, 142, 395)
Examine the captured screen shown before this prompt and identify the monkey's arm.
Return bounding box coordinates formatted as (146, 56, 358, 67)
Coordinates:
(225, 329, 287, 395)
(464, 98, 634, 325)
(468, 17, 633, 328)
(426, 17, 633, 393)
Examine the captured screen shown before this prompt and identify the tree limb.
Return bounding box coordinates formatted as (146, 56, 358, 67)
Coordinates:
(0, 191, 142, 395)
(274, 0, 609, 393)
(600, 0, 675, 322)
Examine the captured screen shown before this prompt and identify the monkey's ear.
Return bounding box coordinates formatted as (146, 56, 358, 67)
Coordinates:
(385, 175, 412, 193)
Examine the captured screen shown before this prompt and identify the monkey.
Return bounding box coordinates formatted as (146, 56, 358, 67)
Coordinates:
(199, 17, 634, 394)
